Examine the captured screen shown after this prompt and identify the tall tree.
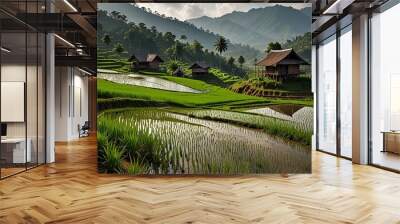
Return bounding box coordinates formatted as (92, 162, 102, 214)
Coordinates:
(214, 36, 228, 69)
(102, 34, 111, 46)
(180, 35, 187, 41)
(238, 56, 245, 69)
(265, 42, 282, 53)
(150, 26, 157, 34)
(254, 57, 258, 77)
(228, 57, 235, 72)
(214, 36, 228, 56)
(113, 43, 124, 56)
(174, 42, 183, 60)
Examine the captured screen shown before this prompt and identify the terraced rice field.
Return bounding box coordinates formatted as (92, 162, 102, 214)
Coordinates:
(168, 108, 312, 145)
(98, 109, 311, 175)
(246, 105, 313, 131)
(98, 73, 202, 93)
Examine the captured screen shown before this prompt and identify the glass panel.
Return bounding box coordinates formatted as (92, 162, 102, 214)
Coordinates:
(1, 31, 27, 177)
(27, 31, 38, 169)
(0, 0, 46, 178)
(371, 4, 400, 171)
(317, 35, 337, 154)
(339, 26, 352, 158)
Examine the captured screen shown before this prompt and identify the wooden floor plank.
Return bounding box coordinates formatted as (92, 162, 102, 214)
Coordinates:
(0, 136, 399, 223)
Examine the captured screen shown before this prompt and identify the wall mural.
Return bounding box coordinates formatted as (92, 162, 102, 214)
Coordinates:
(97, 3, 313, 175)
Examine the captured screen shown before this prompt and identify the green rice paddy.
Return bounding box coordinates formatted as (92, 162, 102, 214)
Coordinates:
(98, 109, 311, 175)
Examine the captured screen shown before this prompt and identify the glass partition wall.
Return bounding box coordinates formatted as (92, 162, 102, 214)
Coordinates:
(370, 3, 400, 171)
(0, 2, 46, 179)
(317, 35, 337, 154)
(339, 26, 352, 159)
(316, 25, 352, 159)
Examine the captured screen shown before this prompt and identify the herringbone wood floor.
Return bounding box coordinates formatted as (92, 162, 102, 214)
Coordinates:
(1, 136, 400, 224)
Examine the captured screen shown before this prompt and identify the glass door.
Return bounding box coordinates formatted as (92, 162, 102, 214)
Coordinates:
(339, 25, 352, 158)
(317, 35, 337, 154)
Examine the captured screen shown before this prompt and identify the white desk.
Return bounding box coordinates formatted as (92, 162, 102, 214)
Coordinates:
(1, 138, 31, 163)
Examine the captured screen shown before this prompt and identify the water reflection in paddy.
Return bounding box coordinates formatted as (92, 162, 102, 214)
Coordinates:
(246, 104, 313, 131)
(110, 109, 311, 174)
(98, 73, 202, 93)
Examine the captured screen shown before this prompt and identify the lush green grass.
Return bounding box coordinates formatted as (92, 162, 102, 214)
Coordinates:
(280, 76, 312, 92)
(98, 97, 185, 112)
(229, 76, 312, 100)
(208, 68, 242, 85)
(98, 77, 269, 107)
(97, 50, 131, 73)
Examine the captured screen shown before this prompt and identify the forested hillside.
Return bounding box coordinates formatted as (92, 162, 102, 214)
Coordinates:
(186, 5, 311, 49)
(283, 32, 311, 62)
(98, 10, 245, 75)
(98, 3, 262, 63)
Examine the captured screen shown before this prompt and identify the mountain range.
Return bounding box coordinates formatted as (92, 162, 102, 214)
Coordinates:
(98, 3, 311, 64)
(186, 5, 311, 49)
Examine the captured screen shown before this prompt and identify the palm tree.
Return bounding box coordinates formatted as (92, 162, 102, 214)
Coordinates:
(214, 36, 228, 69)
(103, 35, 111, 46)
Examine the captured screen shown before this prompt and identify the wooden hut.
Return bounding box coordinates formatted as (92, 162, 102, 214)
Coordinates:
(256, 49, 308, 80)
(189, 62, 209, 76)
(130, 53, 164, 71)
(146, 54, 164, 70)
(173, 68, 184, 77)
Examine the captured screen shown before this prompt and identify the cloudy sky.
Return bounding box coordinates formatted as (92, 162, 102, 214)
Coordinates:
(134, 3, 310, 21)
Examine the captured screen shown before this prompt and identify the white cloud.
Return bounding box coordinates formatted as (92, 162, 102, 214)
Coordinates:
(135, 3, 309, 21)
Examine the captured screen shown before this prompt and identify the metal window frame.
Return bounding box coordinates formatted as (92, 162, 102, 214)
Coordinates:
(315, 22, 353, 161)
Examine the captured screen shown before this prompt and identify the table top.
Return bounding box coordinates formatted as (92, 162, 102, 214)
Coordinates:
(1, 138, 30, 143)
(381, 131, 400, 134)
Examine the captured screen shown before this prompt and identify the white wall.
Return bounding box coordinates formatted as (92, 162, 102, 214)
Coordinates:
(55, 66, 89, 141)
(1, 64, 26, 138)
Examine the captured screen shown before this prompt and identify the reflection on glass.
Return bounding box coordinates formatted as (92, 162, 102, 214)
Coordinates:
(371, 3, 400, 171)
(317, 35, 337, 154)
(27, 32, 38, 169)
(340, 26, 352, 158)
(0, 0, 47, 178)
(1, 32, 27, 177)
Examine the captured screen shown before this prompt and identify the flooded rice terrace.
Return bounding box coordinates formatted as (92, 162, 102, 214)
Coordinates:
(246, 104, 313, 131)
(102, 109, 311, 174)
(98, 73, 202, 93)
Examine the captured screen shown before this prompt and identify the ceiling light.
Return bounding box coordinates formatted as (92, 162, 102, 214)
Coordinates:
(54, 34, 75, 48)
(323, 0, 354, 15)
(78, 67, 92, 76)
(63, 0, 78, 12)
(1, 47, 11, 53)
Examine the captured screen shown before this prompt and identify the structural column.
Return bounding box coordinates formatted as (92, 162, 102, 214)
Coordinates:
(46, 32, 55, 163)
(45, 0, 56, 163)
(311, 45, 317, 150)
(352, 14, 369, 164)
